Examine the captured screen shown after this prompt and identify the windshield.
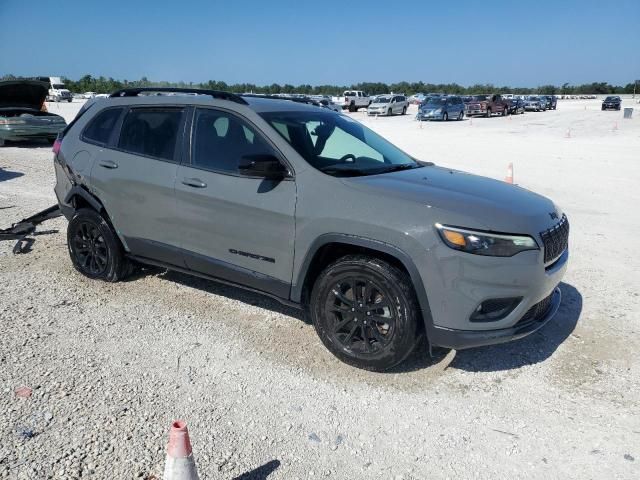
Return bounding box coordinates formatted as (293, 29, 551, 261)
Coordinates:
(260, 110, 420, 177)
(472, 95, 488, 101)
(529, 96, 540, 100)
(52, 84, 66, 89)
(373, 97, 391, 103)
(425, 97, 446, 106)
(604, 96, 617, 101)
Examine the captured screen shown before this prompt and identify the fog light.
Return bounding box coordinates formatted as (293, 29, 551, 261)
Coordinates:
(470, 297, 522, 322)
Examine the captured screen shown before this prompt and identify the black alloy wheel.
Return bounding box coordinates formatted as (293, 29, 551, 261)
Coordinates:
(310, 255, 421, 371)
(67, 208, 134, 282)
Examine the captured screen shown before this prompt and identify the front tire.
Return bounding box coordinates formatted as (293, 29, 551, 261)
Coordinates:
(442, 112, 448, 121)
(309, 255, 421, 371)
(402, 106, 407, 115)
(67, 208, 133, 282)
(485, 108, 491, 118)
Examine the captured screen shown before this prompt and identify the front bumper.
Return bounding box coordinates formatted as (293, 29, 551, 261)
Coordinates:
(416, 110, 443, 120)
(367, 109, 389, 116)
(465, 108, 485, 116)
(429, 286, 562, 349)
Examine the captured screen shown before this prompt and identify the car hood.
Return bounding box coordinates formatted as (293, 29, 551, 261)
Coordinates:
(345, 165, 560, 233)
(0, 80, 48, 110)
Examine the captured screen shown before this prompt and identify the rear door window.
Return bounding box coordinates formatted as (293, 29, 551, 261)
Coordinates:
(118, 108, 184, 162)
(82, 107, 124, 145)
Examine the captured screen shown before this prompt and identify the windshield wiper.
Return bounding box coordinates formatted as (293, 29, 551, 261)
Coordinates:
(376, 163, 424, 174)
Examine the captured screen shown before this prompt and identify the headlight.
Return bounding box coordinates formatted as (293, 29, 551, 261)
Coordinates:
(435, 224, 539, 257)
(434, 108, 442, 114)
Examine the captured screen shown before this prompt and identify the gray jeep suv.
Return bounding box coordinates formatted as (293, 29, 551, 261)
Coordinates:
(53, 88, 569, 371)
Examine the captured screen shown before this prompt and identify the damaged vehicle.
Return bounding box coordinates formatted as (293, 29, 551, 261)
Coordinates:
(0, 80, 67, 146)
(52, 88, 569, 372)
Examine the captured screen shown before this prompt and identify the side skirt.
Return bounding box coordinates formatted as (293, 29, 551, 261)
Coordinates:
(126, 254, 302, 311)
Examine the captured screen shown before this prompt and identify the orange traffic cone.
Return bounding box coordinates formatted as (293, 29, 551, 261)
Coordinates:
(505, 163, 514, 184)
(565, 127, 571, 138)
(163, 421, 199, 480)
(613, 121, 618, 131)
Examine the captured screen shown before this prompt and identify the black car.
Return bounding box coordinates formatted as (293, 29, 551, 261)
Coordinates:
(601, 96, 621, 111)
(541, 95, 557, 110)
(508, 97, 526, 114)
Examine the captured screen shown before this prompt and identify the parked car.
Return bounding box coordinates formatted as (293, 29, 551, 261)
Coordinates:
(416, 95, 465, 121)
(601, 96, 621, 110)
(0, 80, 67, 146)
(408, 93, 426, 104)
(332, 90, 370, 112)
(524, 96, 545, 112)
(541, 95, 557, 110)
(54, 87, 569, 372)
(82, 92, 97, 99)
(465, 94, 509, 117)
(367, 94, 408, 116)
(507, 98, 526, 115)
(310, 95, 342, 112)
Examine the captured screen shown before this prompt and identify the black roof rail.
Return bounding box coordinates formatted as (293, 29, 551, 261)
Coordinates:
(241, 93, 322, 107)
(109, 87, 248, 105)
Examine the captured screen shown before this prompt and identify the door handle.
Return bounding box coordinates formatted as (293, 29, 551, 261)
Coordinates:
(98, 160, 118, 169)
(182, 178, 207, 188)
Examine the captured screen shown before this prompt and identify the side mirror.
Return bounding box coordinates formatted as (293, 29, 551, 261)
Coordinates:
(239, 154, 287, 179)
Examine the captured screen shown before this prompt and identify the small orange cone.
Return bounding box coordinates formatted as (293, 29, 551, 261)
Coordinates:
(163, 421, 199, 480)
(505, 163, 514, 184)
(469, 118, 473, 126)
(565, 127, 571, 138)
(613, 121, 618, 131)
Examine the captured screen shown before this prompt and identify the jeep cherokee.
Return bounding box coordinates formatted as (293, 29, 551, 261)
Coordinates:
(53, 88, 569, 371)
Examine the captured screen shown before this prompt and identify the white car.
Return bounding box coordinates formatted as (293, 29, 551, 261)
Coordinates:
(82, 92, 97, 99)
(331, 90, 371, 112)
(367, 94, 408, 116)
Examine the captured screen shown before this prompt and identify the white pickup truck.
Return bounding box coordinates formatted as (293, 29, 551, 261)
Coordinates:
(331, 90, 371, 112)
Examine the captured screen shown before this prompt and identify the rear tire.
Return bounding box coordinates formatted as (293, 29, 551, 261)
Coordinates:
(309, 255, 421, 371)
(457, 111, 463, 120)
(67, 208, 134, 282)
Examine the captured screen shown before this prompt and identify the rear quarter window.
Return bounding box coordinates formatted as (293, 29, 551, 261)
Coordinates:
(82, 107, 124, 145)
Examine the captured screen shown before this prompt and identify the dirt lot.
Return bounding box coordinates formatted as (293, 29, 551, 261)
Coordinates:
(1, 98, 639, 479)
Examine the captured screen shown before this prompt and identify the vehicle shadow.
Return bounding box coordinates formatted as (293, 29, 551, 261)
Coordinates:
(142, 268, 307, 323)
(0, 167, 24, 182)
(448, 281, 582, 372)
(2, 139, 52, 149)
(232, 459, 281, 480)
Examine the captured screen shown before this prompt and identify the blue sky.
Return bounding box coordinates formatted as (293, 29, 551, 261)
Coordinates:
(1, 0, 638, 86)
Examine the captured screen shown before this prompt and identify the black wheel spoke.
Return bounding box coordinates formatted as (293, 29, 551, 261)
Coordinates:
(333, 316, 353, 333)
(332, 288, 353, 307)
(343, 324, 359, 344)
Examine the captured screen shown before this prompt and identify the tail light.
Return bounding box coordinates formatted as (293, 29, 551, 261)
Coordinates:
(52, 138, 62, 155)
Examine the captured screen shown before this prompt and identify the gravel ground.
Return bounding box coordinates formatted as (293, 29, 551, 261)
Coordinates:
(0, 99, 639, 479)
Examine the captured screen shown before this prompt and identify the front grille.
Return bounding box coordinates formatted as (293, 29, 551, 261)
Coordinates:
(540, 214, 569, 263)
(516, 292, 554, 327)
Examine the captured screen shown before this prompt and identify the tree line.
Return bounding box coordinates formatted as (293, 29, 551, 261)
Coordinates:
(1, 74, 636, 96)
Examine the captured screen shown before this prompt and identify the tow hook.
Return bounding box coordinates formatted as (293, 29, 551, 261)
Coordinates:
(0, 205, 62, 254)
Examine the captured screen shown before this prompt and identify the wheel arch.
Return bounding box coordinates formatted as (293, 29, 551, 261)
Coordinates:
(64, 185, 104, 214)
(291, 234, 435, 333)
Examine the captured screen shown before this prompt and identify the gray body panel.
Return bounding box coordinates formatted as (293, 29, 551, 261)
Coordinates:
(55, 93, 569, 349)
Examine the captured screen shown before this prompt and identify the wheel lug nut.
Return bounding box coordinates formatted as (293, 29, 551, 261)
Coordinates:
(351, 308, 355, 312)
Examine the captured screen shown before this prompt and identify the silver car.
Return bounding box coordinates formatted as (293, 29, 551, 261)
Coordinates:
(367, 94, 408, 116)
(54, 88, 569, 371)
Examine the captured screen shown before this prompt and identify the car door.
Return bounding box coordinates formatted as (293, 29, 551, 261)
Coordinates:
(175, 107, 296, 298)
(88, 105, 185, 263)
